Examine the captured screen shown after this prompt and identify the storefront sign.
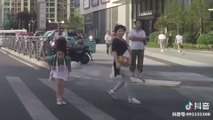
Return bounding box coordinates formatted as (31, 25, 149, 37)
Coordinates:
(139, 10, 153, 16)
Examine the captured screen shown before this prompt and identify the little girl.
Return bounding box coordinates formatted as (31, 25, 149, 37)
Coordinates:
(46, 37, 71, 105)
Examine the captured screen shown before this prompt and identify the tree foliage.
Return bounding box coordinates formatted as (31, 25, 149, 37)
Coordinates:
(187, 0, 210, 36)
(64, 9, 84, 31)
(3, 13, 15, 30)
(16, 11, 32, 30)
(155, 0, 212, 44)
(158, 1, 185, 34)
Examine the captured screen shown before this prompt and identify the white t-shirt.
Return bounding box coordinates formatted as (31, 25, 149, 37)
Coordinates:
(158, 34, 166, 43)
(158, 34, 166, 40)
(105, 34, 112, 43)
(128, 29, 146, 50)
(176, 35, 183, 44)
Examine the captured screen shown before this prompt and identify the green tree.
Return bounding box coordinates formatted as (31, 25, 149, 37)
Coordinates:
(29, 11, 37, 32)
(64, 9, 84, 31)
(164, 1, 185, 34)
(16, 11, 31, 30)
(187, 0, 211, 36)
(154, 16, 168, 31)
(3, 13, 15, 30)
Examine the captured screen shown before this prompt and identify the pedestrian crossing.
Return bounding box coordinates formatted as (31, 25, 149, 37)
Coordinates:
(7, 76, 58, 120)
(39, 78, 117, 120)
(2, 75, 213, 120)
(145, 50, 212, 67)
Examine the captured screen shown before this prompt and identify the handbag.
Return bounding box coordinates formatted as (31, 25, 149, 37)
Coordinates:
(118, 50, 130, 67)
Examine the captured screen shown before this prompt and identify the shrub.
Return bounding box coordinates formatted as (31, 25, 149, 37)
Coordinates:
(183, 44, 212, 50)
(183, 32, 196, 44)
(197, 33, 213, 45)
(147, 42, 159, 48)
(149, 31, 159, 42)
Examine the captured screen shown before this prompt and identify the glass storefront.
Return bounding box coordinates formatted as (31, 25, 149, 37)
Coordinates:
(132, 0, 166, 35)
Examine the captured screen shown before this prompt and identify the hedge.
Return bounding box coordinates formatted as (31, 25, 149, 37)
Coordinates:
(197, 32, 213, 45)
(147, 42, 213, 50)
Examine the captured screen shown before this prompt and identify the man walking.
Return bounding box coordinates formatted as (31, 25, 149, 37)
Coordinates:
(105, 31, 112, 55)
(128, 19, 146, 80)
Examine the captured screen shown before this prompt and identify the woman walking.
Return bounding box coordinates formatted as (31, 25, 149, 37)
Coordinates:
(108, 25, 141, 104)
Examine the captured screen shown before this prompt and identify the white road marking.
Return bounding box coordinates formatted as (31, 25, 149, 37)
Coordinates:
(39, 78, 117, 120)
(0, 49, 7, 54)
(145, 51, 211, 67)
(8, 54, 39, 70)
(0, 49, 38, 70)
(7, 76, 58, 120)
(130, 77, 181, 87)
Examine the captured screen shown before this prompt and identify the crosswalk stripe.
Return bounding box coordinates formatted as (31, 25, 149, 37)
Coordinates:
(144, 57, 169, 66)
(39, 78, 117, 120)
(6, 76, 58, 120)
(145, 51, 211, 67)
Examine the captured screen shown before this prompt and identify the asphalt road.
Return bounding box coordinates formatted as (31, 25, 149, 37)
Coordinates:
(0, 48, 213, 120)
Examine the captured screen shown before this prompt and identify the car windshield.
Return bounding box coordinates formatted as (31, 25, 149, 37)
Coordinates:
(35, 32, 44, 36)
(44, 31, 54, 37)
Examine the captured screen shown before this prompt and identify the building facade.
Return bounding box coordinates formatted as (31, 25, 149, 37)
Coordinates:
(46, 0, 74, 23)
(0, 0, 36, 23)
(132, 0, 213, 35)
(80, 0, 132, 43)
(0, 0, 75, 30)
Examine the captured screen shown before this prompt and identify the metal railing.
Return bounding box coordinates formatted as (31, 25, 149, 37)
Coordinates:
(1, 36, 97, 61)
(1, 36, 50, 61)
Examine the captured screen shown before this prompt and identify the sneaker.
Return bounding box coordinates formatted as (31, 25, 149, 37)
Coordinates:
(128, 98, 141, 104)
(161, 50, 164, 52)
(108, 90, 119, 100)
(61, 100, 67, 105)
(56, 99, 62, 105)
(137, 72, 145, 83)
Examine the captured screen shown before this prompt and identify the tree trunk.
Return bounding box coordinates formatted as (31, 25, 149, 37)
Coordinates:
(177, 25, 180, 34)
